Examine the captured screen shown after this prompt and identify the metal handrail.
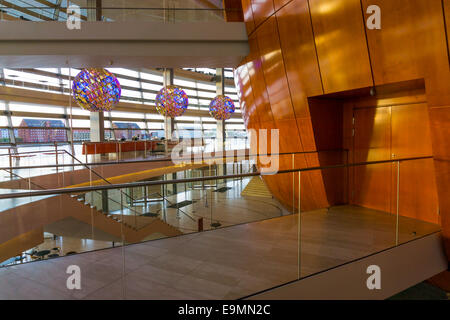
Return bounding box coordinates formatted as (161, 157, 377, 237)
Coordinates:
(0, 168, 45, 190)
(1, 147, 146, 220)
(61, 150, 145, 218)
(154, 191, 195, 222)
(0, 7, 241, 11)
(0, 149, 61, 157)
(87, 189, 143, 218)
(0, 156, 432, 200)
(0, 149, 347, 171)
(56, 152, 165, 229)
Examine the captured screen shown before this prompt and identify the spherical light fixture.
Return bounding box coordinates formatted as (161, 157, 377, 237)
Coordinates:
(72, 68, 121, 112)
(155, 85, 189, 118)
(209, 95, 235, 120)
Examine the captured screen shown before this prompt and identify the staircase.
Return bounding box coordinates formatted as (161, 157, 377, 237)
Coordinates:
(0, 150, 185, 263)
(73, 194, 136, 230)
(70, 194, 182, 243)
(241, 176, 273, 198)
(0, 193, 182, 257)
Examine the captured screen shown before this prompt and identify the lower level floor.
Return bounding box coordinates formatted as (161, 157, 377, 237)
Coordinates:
(0, 204, 440, 299)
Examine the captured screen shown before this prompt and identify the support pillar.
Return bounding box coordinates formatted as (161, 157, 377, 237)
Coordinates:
(87, 0, 102, 21)
(88, 0, 104, 143)
(52, 0, 63, 20)
(215, 68, 226, 153)
(0, 68, 5, 86)
(4, 102, 16, 146)
(215, 68, 227, 183)
(90, 112, 105, 142)
(63, 107, 73, 145)
(163, 68, 175, 141)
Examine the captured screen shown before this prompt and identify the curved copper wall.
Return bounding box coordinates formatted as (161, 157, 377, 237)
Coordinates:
(234, 0, 450, 260)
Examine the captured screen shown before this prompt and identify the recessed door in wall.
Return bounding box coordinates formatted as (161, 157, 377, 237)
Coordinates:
(352, 106, 392, 213)
(352, 103, 439, 224)
(391, 103, 438, 224)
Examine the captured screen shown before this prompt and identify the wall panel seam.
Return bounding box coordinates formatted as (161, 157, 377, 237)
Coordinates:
(359, 0, 376, 88)
(306, 0, 325, 95)
(274, 12, 305, 151)
(441, 0, 450, 66)
(254, 30, 276, 124)
(247, 0, 295, 38)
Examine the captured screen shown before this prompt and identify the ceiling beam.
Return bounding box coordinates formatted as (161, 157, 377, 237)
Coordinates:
(2, 0, 88, 21)
(1, 0, 52, 21)
(32, 0, 88, 20)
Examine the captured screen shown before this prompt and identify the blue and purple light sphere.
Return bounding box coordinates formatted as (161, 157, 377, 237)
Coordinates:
(209, 95, 235, 120)
(155, 85, 189, 118)
(72, 68, 121, 112)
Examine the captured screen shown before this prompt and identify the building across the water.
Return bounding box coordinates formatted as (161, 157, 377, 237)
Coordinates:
(17, 119, 66, 143)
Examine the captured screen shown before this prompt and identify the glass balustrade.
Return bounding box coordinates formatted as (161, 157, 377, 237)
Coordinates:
(0, 153, 441, 299)
(0, 2, 242, 23)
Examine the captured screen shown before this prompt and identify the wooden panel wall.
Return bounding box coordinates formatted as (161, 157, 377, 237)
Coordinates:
(235, 0, 344, 211)
(362, 0, 450, 106)
(359, 0, 450, 257)
(309, 0, 373, 93)
(242, 0, 256, 34)
(273, 0, 291, 11)
(353, 106, 392, 213)
(223, 0, 245, 22)
(434, 0, 450, 259)
(250, 0, 275, 27)
(348, 99, 439, 224)
(237, 0, 450, 260)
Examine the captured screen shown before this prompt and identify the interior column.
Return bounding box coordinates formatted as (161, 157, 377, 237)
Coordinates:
(215, 68, 225, 152)
(215, 68, 227, 182)
(163, 68, 175, 141)
(88, 0, 104, 143)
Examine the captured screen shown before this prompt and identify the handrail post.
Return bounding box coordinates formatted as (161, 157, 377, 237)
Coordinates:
(395, 160, 400, 246)
(54, 142, 58, 175)
(8, 147, 12, 180)
(144, 140, 147, 158)
(62, 151, 65, 187)
(292, 153, 295, 214)
(210, 186, 213, 228)
(162, 174, 167, 222)
(298, 170, 301, 279)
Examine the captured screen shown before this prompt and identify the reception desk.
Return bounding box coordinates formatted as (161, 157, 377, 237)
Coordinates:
(82, 141, 158, 155)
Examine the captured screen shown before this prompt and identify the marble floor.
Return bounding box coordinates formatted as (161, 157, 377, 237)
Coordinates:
(0, 205, 440, 300)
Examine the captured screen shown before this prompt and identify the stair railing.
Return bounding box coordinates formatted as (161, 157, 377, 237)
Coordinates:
(63, 150, 180, 231)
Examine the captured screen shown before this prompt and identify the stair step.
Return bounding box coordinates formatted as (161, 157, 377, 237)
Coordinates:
(241, 176, 272, 198)
(73, 195, 183, 236)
